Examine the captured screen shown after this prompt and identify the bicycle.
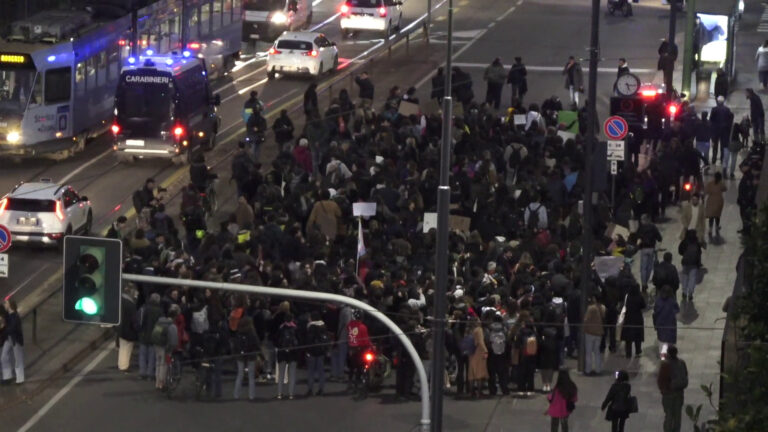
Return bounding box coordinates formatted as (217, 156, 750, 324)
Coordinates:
(164, 352, 183, 399)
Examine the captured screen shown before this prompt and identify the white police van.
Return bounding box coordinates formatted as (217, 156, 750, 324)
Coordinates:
(112, 51, 221, 164)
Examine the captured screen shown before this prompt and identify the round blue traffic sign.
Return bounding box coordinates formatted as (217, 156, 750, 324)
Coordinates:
(0, 224, 10, 253)
(603, 116, 629, 140)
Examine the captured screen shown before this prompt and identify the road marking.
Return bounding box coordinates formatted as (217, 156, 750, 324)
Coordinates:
(58, 149, 112, 184)
(759, 5, 768, 32)
(311, 13, 341, 32)
(4, 265, 50, 301)
(497, 6, 515, 21)
(17, 345, 111, 432)
(450, 62, 655, 74)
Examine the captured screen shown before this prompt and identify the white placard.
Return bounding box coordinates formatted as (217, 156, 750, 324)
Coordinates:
(513, 114, 526, 126)
(423, 212, 437, 233)
(611, 160, 618, 175)
(0, 253, 7, 278)
(557, 130, 576, 142)
(607, 140, 625, 161)
(353, 202, 377, 217)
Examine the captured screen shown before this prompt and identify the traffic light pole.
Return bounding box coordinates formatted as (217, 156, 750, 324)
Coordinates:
(681, 0, 697, 96)
(579, 0, 600, 374)
(122, 273, 431, 432)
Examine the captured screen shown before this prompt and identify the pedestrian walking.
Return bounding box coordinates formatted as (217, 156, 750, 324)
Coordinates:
(679, 194, 706, 243)
(653, 286, 679, 358)
(695, 111, 713, 167)
(653, 252, 680, 299)
(1, 299, 24, 384)
(546, 368, 578, 432)
(637, 214, 662, 292)
(713, 68, 729, 100)
(755, 40, 768, 89)
(431, 67, 445, 104)
(704, 172, 727, 238)
(617, 58, 630, 77)
(746, 88, 765, 142)
(678, 229, 703, 302)
(507, 57, 528, 104)
(354, 71, 374, 109)
(582, 296, 605, 376)
(709, 96, 734, 171)
(467, 316, 488, 398)
(138, 293, 163, 380)
(601, 370, 635, 432)
(305, 311, 329, 396)
(118, 284, 138, 372)
(562, 56, 584, 107)
(232, 316, 260, 400)
(658, 346, 688, 432)
(304, 82, 319, 120)
(620, 283, 645, 359)
(483, 57, 506, 110)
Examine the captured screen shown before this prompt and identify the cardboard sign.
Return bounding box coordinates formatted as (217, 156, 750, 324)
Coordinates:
(423, 212, 437, 233)
(398, 101, 420, 117)
(422, 214, 471, 233)
(513, 114, 526, 125)
(353, 202, 377, 217)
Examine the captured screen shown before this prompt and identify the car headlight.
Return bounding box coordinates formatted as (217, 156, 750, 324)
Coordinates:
(271, 12, 288, 24)
(6, 131, 20, 143)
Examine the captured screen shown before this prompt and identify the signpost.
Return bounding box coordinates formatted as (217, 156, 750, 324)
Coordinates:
(605, 139, 625, 207)
(0, 224, 11, 278)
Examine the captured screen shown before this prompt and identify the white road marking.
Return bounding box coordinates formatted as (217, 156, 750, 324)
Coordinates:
(4, 265, 50, 301)
(451, 62, 655, 74)
(17, 346, 111, 432)
(58, 149, 112, 184)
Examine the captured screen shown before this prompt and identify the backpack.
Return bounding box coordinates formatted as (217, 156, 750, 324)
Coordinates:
(527, 204, 542, 231)
(278, 324, 298, 350)
(150, 319, 169, 346)
(682, 243, 699, 267)
(190, 306, 209, 334)
(308, 324, 330, 356)
(236, 333, 253, 355)
(524, 334, 538, 356)
(507, 145, 522, 170)
(489, 326, 507, 355)
(460, 334, 476, 356)
(670, 360, 689, 391)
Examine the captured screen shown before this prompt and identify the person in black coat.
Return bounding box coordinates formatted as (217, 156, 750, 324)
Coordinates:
(746, 88, 765, 142)
(118, 285, 139, 372)
(601, 370, 633, 432)
(507, 57, 528, 104)
(653, 252, 680, 297)
(709, 97, 734, 166)
(1, 299, 24, 384)
(431, 67, 445, 103)
(713, 68, 728, 100)
(272, 109, 295, 147)
(304, 82, 319, 119)
(620, 283, 645, 358)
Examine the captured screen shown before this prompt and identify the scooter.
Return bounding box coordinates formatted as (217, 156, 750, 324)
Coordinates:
(607, 0, 632, 17)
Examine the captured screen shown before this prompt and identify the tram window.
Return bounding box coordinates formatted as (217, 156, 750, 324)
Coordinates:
(212, 0, 222, 30)
(30, 72, 42, 107)
(87, 57, 97, 87)
(44, 67, 71, 104)
(222, 0, 231, 25)
(233, 0, 241, 20)
(108, 45, 120, 80)
(98, 51, 107, 87)
(75, 62, 85, 95)
(189, 7, 200, 41)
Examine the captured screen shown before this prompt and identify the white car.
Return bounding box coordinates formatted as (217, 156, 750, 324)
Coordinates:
(340, 0, 403, 38)
(0, 180, 92, 247)
(266, 32, 339, 79)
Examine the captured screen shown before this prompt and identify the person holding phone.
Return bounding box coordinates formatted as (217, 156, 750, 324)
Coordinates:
(601, 370, 635, 432)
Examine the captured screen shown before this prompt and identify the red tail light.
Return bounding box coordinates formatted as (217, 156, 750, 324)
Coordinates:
(268, 46, 281, 55)
(111, 123, 120, 135)
(363, 351, 375, 364)
(378, 6, 387, 16)
(173, 126, 185, 138)
(0, 198, 7, 215)
(188, 42, 201, 49)
(55, 200, 65, 221)
(667, 104, 678, 116)
(640, 89, 657, 98)
(340, 3, 350, 15)
(303, 50, 318, 57)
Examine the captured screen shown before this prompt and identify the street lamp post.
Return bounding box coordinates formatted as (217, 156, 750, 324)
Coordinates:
(429, 0, 453, 429)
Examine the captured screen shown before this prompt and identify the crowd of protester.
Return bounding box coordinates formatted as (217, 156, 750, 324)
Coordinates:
(106, 55, 765, 432)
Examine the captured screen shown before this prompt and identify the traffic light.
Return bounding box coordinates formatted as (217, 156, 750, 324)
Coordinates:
(63, 236, 122, 325)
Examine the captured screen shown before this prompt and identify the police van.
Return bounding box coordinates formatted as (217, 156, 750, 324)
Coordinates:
(112, 52, 221, 163)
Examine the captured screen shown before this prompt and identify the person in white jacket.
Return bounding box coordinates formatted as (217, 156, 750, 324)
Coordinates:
(756, 40, 768, 89)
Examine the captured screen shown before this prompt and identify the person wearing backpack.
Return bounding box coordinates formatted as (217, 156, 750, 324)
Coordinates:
(546, 368, 578, 432)
(232, 317, 260, 400)
(138, 293, 163, 380)
(305, 311, 330, 396)
(467, 316, 488, 398)
(582, 296, 606, 376)
(601, 370, 635, 432)
(678, 229, 703, 302)
(486, 314, 510, 396)
(276, 313, 299, 399)
(151, 306, 179, 390)
(514, 312, 537, 395)
(658, 346, 688, 432)
(524, 194, 548, 233)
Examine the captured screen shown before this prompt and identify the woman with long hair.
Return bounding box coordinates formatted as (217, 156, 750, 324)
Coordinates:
(547, 368, 578, 432)
(601, 370, 634, 432)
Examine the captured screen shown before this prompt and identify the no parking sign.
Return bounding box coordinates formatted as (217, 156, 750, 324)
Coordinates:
(603, 116, 629, 140)
(0, 224, 10, 278)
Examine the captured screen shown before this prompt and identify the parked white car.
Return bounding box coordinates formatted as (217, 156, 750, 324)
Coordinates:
(266, 31, 339, 79)
(0, 180, 92, 247)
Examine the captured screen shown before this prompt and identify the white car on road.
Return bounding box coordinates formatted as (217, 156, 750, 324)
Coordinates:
(0, 180, 92, 247)
(266, 31, 339, 79)
(340, 0, 403, 38)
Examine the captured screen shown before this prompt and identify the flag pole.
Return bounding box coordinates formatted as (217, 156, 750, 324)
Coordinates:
(356, 217, 362, 276)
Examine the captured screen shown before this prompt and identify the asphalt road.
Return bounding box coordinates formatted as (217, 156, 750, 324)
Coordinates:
(0, 0, 438, 304)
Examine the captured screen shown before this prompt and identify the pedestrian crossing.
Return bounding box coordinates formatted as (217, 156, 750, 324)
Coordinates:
(758, 4, 768, 32)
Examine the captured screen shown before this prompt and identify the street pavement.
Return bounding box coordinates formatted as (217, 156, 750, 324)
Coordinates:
(0, 0, 759, 430)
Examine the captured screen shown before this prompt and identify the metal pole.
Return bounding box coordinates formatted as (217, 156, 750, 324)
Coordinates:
(667, 0, 678, 91)
(681, 0, 696, 95)
(579, 0, 600, 374)
(180, 0, 188, 53)
(426, 0, 432, 41)
(122, 273, 431, 431)
(430, 0, 453, 429)
(130, 10, 138, 58)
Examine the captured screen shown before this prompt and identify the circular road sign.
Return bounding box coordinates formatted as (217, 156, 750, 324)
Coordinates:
(603, 115, 629, 140)
(0, 224, 11, 253)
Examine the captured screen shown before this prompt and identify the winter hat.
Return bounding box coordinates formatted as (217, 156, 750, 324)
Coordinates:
(299, 138, 309, 147)
(716, 96, 725, 104)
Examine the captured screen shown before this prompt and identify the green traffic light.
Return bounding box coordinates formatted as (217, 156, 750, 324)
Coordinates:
(75, 297, 99, 315)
